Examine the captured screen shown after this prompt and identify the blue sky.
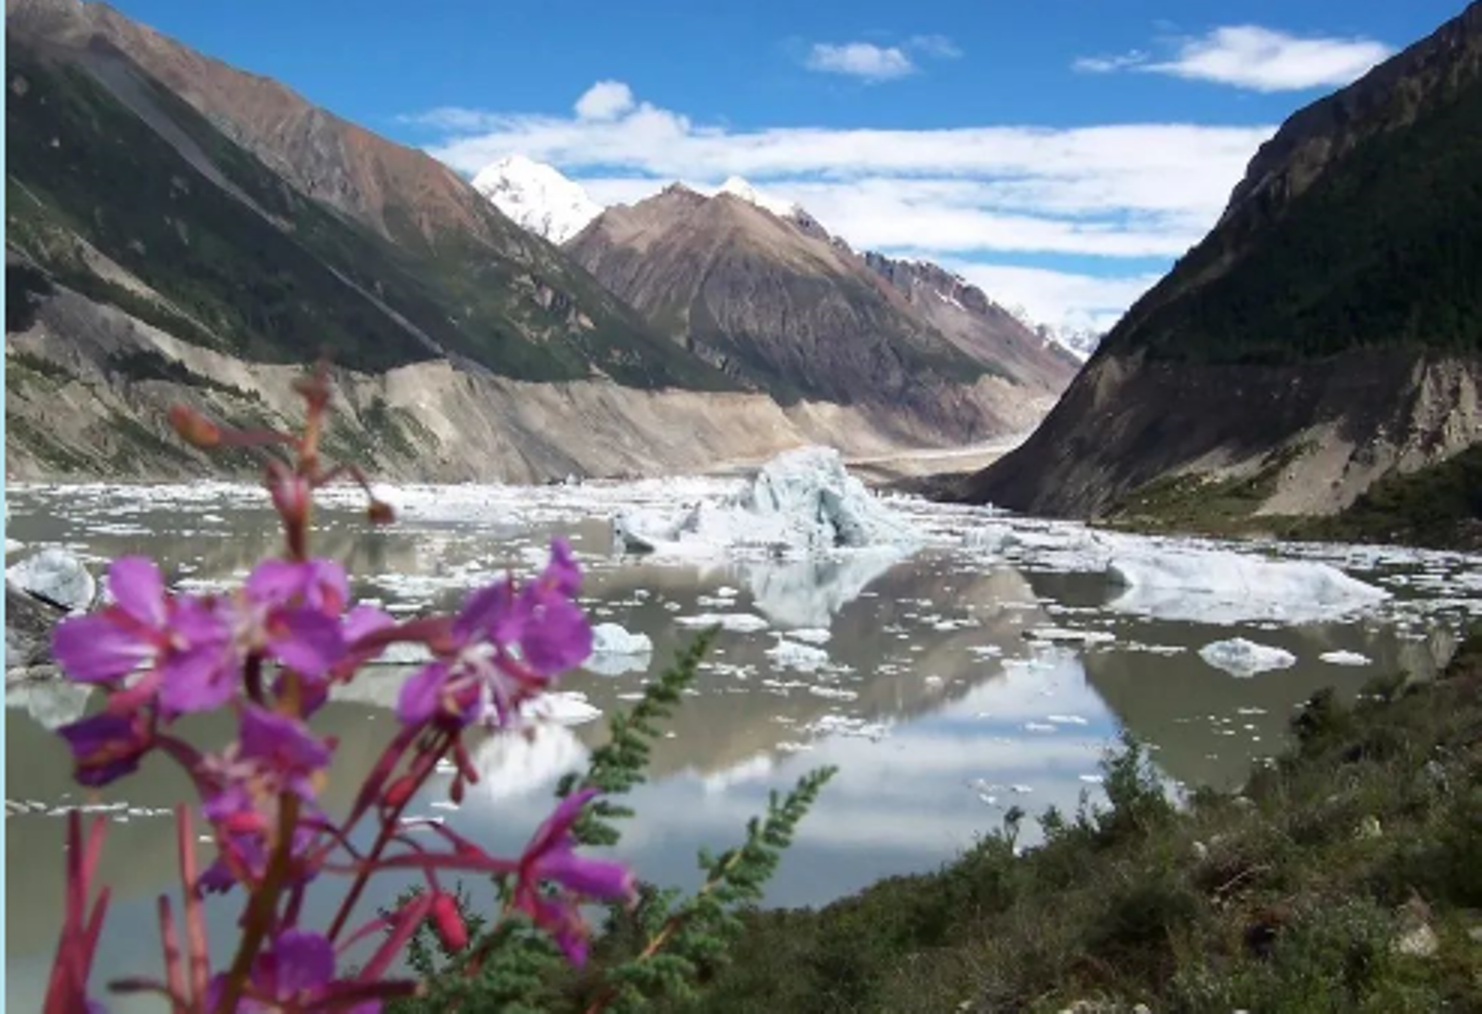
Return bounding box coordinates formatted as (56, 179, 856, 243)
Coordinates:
(113, 0, 1466, 328)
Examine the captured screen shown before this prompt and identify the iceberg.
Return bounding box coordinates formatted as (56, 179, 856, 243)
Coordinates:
(1198, 638, 1297, 677)
(590, 622, 653, 656)
(5, 679, 93, 730)
(587, 622, 653, 676)
(1319, 650, 1372, 666)
(1107, 549, 1389, 624)
(7, 548, 95, 613)
(612, 447, 919, 557)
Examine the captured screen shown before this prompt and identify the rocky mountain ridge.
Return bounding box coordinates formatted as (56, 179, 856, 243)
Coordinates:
(967, 1, 1482, 531)
(4, 0, 1074, 479)
(565, 185, 1075, 441)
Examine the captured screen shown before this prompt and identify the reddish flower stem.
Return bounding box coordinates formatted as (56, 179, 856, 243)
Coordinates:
(157, 896, 187, 1013)
(211, 792, 301, 1014)
(326, 732, 449, 943)
(176, 807, 210, 1007)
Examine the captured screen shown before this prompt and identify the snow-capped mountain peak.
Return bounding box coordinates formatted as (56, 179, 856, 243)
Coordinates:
(471, 154, 603, 244)
(717, 175, 800, 219)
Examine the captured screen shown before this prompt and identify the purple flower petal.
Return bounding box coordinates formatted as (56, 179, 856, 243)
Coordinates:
(239, 705, 332, 787)
(57, 712, 149, 787)
(341, 604, 394, 644)
(267, 930, 336, 996)
(305, 560, 348, 615)
(245, 559, 310, 606)
(53, 615, 153, 683)
(519, 598, 592, 676)
(453, 580, 517, 645)
(397, 662, 450, 726)
(536, 851, 636, 902)
(107, 557, 167, 628)
(526, 787, 598, 858)
(170, 598, 231, 644)
(267, 609, 345, 677)
(543, 539, 582, 597)
(158, 642, 239, 714)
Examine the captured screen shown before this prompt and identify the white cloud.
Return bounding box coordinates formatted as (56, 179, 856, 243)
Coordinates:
(1073, 50, 1149, 74)
(417, 83, 1275, 326)
(805, 41, 916, 81)
(1077, 25, 1393, 93)
(574, 79, 635, 120)
(907, 34, 962, 60)
(942, 262, 1161, 334)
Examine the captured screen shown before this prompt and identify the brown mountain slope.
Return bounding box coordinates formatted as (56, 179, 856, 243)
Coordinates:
(565, 186, 1063, 442)
(861, 252, 1079, 397)
(6, 0, 740, 391)
(965, 2, 1482, 526)
(7, 0, 506, 250)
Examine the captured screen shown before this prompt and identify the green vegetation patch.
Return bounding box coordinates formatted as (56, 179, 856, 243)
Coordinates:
(632, 643, 1482, 1013)
(1103, 445, 1305, 536)
(1113, 70, 1482, 366)
(1291, 444, 1482, 550)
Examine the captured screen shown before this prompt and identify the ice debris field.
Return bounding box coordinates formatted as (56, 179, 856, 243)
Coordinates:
(9, 444, 1482, 822)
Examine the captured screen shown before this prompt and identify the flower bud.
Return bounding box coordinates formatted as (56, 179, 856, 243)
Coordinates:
(383, 773, 418, 809)
(430, 892, 469, 952)
(269, 468, 311, 528)
(367, 500, 395, 525)
(450, 777, 465, 805)
(168, 405, 222, 449)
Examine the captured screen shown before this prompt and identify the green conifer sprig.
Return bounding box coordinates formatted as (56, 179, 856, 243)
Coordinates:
(557, 629, 718, 847)
(389, 632, 834, 1013)
(583, 766, 837, 1013)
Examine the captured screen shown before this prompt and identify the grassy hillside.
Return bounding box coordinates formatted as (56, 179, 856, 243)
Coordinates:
(5, 40, 736, 390)
(624, 641, 1482, 1013)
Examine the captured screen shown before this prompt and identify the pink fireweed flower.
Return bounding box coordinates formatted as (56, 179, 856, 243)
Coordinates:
(205, 929, 378, 1013)
(512, 787, 636, 965)
(396, 539, 593, 728)
(155, 559, 350, 715)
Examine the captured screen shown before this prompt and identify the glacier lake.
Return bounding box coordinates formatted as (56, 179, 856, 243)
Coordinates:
(6, 472, 1480, 1012)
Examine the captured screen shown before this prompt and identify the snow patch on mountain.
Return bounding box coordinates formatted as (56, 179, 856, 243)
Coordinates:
(1038, 324, 1103, 361)
(716, 176, 801, 219)
(471, 154, 603, 243)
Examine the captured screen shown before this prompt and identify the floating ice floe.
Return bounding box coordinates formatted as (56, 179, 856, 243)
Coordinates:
(1023, 627, 1115, 646)
(766, 638, 831, 673)
(806, 714, 890, 740)
(586, 622, 654, 676)
(675, 612, 770, 633)
(1107, 550, 1389, 625)
(789, 627, 831, 644)
(1198, 638, 1298, 677)
(7, 548, 95, 613)
(518, 691, 602, 726)
(1319, 650, 1372, 666)
(612, 447, 920, 557)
